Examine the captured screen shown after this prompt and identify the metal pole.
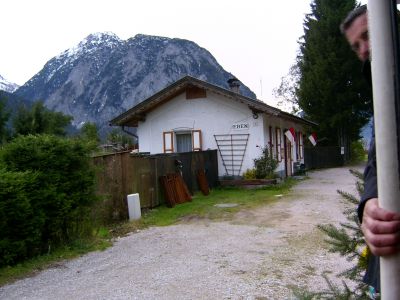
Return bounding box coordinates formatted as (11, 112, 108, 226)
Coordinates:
(368, 1, 400, 299)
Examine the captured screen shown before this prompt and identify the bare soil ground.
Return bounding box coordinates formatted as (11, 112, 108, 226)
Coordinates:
(0, 165, 364, 300)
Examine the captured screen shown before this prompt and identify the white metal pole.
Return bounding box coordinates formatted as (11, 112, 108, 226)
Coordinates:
(368, 0, 400, 298)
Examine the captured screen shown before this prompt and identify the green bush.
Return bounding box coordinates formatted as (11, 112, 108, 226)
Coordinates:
(0, 169, 44, 266)
(254, 146, 278, 179)
(350, 140, 367, 163)
(243, 168, 257, 179)
(0, 135, 98, 266)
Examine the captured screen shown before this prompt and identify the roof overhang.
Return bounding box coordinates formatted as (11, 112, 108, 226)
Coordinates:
(109, 75, 317, 128)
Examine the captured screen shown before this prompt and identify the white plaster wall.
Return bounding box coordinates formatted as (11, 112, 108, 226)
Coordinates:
(262, 115, 306, 176)
(137, 91, 267, 176)
(136, 91, 306, 177)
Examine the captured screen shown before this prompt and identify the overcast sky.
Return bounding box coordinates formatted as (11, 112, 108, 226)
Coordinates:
(0, 0, 365, 107)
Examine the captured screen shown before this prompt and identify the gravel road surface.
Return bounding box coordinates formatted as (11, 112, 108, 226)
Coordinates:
(0, 166, 363, 299)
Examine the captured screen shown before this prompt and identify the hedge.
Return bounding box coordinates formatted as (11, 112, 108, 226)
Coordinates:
(0, 135, 98, 266)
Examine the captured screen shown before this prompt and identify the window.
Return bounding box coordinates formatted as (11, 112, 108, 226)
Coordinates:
(163, 130, 202, 153)
(176, 132, 192, 153)
(275, 127, 282, 162)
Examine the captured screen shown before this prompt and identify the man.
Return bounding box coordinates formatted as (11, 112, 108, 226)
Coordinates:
(340, 4, 400, 292)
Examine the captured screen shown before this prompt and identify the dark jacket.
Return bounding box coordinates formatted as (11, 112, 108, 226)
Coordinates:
(358, 60, 380, 291)
(358, 130, 378, 221)
(358, 129, 380, 291)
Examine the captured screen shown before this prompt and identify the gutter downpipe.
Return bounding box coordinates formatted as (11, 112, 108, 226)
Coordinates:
(369, 1, 400, 299)
(122, 126, 138, 141)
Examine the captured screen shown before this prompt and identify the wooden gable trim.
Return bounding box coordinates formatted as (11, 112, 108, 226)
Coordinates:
(110, 76, 316, 130)
(186, 86, 207, 99)
(146, 89, 184, 114)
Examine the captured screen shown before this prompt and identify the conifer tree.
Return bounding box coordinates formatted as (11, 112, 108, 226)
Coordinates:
(79, 122, 101, 151)
(296, 0, 372, 147)
(0, 96, 10, 144)
(12, 101, 72, 136)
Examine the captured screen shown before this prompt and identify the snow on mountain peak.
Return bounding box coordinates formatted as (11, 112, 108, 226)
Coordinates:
(83, 32, 122, 47)
(0, 74, 19, 92)
(57, 32, 122, 61)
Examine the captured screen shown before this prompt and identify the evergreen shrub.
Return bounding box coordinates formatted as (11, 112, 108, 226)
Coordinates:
(0, 169, 44, 266)
(350, 140, 367, 163)
(253, 146, 278, 179)
(242, 168, 256, 179)
(0, 135, 98, 266)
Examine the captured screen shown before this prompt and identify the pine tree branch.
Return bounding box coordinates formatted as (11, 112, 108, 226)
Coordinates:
(337, 189, 359, 205)
(349, 169, 363, 180)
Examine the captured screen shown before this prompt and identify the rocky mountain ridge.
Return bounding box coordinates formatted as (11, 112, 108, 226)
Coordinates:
(0, 74, 19, 93)
(14, 32, 256, 136)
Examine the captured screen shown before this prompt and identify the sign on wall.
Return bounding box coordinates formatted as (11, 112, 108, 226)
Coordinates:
(232, 123, 249, 130)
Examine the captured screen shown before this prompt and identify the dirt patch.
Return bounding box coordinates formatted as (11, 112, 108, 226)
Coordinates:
(0, 166, 364, 300)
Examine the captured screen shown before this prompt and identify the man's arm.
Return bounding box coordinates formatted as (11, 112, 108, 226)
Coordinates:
(361, 198, 400, 256)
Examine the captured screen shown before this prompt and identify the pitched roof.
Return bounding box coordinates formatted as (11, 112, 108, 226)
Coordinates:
(109, 75, 317, 127)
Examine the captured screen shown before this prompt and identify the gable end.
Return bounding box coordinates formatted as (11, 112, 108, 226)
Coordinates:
(186, 86, 207, 99)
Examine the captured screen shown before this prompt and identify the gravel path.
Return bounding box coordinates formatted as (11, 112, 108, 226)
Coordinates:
(0, 166, 364, 300)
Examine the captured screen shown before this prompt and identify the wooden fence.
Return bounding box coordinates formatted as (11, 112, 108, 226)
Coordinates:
(93, 150, 218, 222)
(304, 146, 345, 170)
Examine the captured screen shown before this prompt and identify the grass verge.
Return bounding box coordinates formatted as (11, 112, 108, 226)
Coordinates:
(0, 231, 111, 287)
(109, 177, 299, 236)
(0, 177, 300, 286)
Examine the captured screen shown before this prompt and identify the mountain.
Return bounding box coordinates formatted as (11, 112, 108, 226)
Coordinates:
(14, 32, 256, 136)
(0, 75, 19, 93)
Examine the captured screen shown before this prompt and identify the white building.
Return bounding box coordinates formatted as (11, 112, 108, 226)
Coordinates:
(110, 76, 316, 178)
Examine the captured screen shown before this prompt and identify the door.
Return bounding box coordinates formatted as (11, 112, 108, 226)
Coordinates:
(284, 135, 293, 177)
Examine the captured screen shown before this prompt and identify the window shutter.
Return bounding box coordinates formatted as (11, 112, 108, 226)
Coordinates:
(163, 131, 174, 153)
(192, 130, 202, 151)
(299, 132, 304, 159)
(269, 126, 274, 157)
(275, 127, 282, 162)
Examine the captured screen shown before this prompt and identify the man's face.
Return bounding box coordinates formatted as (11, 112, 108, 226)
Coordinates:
(345, 13, 370, 62)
